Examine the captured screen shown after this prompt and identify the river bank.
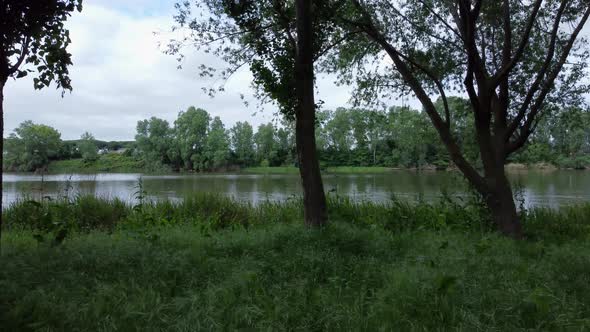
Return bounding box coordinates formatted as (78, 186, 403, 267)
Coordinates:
(1, 195, 590, 330)
(44, 154, 580, 175)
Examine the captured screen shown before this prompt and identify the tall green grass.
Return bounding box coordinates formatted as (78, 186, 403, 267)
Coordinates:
(3, 195, 590, 329)
(4, 193, 590, 242)
(2, 222, 590, 330)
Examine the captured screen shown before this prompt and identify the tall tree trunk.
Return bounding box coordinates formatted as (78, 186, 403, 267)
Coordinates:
(0, 77, 5, 250)
(295, 0, 327, 227)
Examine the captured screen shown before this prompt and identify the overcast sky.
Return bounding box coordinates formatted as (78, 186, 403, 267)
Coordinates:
(6, 1, 586, 141)
(3, 0, 368, 141)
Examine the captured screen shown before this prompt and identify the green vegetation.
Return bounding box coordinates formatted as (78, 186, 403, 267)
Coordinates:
(47, 154, 144, 173)
(78, 132, 99, 163)
(4, 121, 62, 172)
(7, 104, 590, 174)
(325, 166, 395, 173)
(243, 166, 396, 174)
(2, 195, 590, 330)
(242, 166, 300, 174)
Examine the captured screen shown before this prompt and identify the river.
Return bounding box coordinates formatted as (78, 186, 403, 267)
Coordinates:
(3, 170, 590, 208)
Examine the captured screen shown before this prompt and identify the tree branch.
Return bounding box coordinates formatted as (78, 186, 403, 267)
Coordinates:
(491, 0, 544, 88)
(7, 35, 31, 76)
(349, 0, 486, 191)
(506, 4, 590, 155)
(506, 0, 569, 139)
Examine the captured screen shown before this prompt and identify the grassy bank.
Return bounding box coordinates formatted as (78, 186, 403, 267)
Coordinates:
(242, 166, 396, 174)
(2, 196, 590, 330)
(46, 162, 396, 175)
(47, 154, 145, 173)
(242, 166, 300, 174)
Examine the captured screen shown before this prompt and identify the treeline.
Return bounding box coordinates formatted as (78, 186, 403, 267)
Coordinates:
(4, 99, 590, 172)
(134, 100, 590, 171)
(3, 120, 132, 172)
(134, 106, 294, 171)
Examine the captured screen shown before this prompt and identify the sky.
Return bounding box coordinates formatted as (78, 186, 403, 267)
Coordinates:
(6, 1, 586, 141)
(3, 0, 364, 141)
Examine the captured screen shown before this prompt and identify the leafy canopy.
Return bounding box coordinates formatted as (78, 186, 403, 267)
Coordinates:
(170, 0, 347, 118)
(0, 0, 83, 91)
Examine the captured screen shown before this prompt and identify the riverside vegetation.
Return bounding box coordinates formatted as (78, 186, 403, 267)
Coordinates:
(5, 102, 590, 174)
(2, 191, 590, 330)
(3, 0, 590, 329)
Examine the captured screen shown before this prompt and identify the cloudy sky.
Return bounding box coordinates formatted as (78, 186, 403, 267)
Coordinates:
(3, 0, 362, 141)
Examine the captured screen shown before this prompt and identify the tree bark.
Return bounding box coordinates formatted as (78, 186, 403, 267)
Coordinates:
(0, 76, 5, 250)
(295, 0, 327, 227)
(482, 168, 523, 238)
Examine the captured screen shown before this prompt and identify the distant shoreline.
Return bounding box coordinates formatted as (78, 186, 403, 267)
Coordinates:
(5, 157, 584, 175)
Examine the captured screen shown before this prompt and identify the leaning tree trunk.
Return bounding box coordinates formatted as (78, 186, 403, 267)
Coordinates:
(295, 0, 327, 227)
(0, 77, 5, 250)
(482, 168, 523, 238)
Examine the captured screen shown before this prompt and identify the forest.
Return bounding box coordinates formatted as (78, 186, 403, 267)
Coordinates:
(5, 99, 590, 172)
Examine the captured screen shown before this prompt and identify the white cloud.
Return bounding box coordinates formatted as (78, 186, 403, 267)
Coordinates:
(2, 3, 317, 140)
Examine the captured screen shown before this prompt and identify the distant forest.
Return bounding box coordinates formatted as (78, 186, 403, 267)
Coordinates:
(4, 97, 590, 172)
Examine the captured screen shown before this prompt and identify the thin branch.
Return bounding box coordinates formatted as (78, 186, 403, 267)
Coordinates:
(506, 0, 569, 138)
(506, 4, 590, 154)
(491, 0, 544, 88)
(417, 0, 464, 41)
(7, 35, 30, 75)
(383, 1, 462, 49)
(272, 0, 297, 51)
(349, 0, 486, 191)
(314, 30, 362, 61)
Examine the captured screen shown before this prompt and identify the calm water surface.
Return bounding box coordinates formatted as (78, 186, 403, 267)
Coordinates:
(3, 170, 590, 208)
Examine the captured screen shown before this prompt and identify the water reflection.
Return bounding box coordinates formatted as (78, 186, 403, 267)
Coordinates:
(3, 170, 590, 208)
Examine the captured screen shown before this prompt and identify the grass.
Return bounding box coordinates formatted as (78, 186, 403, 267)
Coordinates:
(242, 166, 300, 174)
(2, 195, 590, 330)
(47, 154, 145, 173)
(325, 166, 395, 173)
(242, 166, 396, 174)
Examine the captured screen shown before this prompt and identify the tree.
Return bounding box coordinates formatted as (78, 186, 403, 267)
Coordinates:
(174, 107, 210, 171)
(276, 126, 295, 165)
(0, 0, 82, 247)
(204, 116, 230, 169)
(136, 117, 174, 168)
(230, 121, 255, 167)
(365, 109, 388, 165)
(254, 123, 278, 166)
(387, 107, 438, 168)
(325, 108, 353, 152)
(549, 107, 590, 168)
(293, 0, 328, 226)
(79, 131, 98, 162)
(333, 0, 590, 237)
(4, 120, 62, 172)
(169, 0, 345, 226)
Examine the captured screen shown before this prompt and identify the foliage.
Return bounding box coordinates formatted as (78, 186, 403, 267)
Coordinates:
(4, 191, 590, 242)
(329, 0, 590, 234)
(4, 121, 62, 171)
(47, 154, 145, 173)
(174, 106, 210, 171)
(230, 121, 255, 167)
(8, 99, 590, 174)
(0, 0, 83, 88)
(203, 117, 230, 169)
(254, 123, 279, 166)
(78, 131, 98, 162)
(135, 117, 174, 170)
(2, 196, 590, 330)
